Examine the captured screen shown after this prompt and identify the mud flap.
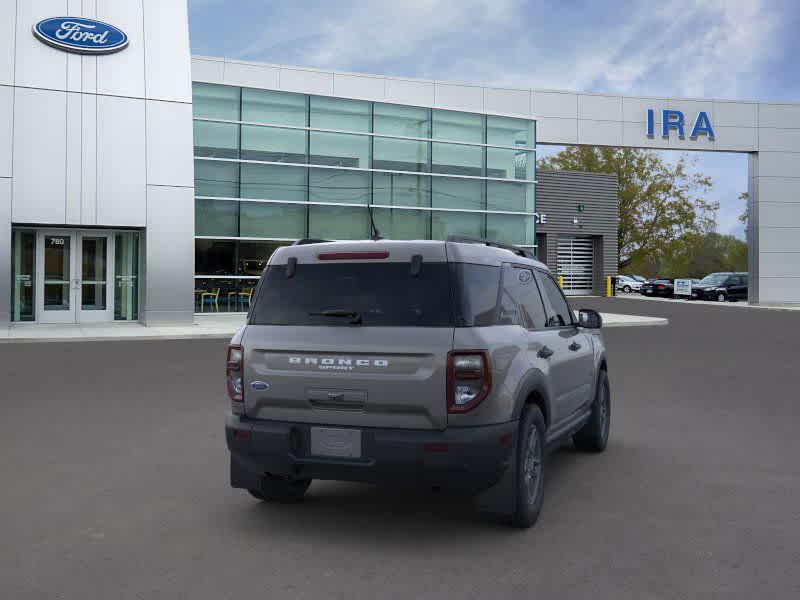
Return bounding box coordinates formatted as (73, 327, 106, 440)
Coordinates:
(473, 434, 518, 517)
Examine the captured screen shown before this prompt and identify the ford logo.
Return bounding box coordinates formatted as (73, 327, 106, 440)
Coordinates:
(33, 17, 129, 55)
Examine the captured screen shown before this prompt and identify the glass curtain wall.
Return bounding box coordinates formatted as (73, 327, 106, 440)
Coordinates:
(192, 82, 536, 312)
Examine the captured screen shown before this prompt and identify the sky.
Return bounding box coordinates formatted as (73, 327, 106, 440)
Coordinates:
(188, 0, 800, 240)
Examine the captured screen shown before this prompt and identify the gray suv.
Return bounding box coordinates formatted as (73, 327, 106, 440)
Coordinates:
(225, 237, 610, 528)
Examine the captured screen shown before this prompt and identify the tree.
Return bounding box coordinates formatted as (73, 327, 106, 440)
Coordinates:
(738, 191, 749, 225)
(624, 231, 747, 278)
(538, 147, 718, 271)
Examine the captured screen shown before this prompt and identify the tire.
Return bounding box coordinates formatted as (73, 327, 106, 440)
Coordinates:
(510, 405, 546, 528)
(717, 292, 726, 302)
(623, 285, 632, 293)
(248, 475, 311, 503)
(573, 370, 611, 453)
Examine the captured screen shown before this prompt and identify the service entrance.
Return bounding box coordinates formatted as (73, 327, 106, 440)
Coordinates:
(557, 236, 594, 296)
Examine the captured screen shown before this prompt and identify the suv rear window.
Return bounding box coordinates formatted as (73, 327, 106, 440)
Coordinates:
(249, 262, 453, 327)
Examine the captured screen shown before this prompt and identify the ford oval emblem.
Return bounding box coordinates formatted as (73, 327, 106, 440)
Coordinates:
(33, 17, 129, 55)
(251, 381, 270, 391)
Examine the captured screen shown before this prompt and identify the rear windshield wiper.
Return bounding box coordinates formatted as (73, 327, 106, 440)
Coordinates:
(309, 309, 362, 325)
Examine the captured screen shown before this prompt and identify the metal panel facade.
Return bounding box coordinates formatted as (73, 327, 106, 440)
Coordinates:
(1, 0, 194, 326)
(536, 170, 619, 295)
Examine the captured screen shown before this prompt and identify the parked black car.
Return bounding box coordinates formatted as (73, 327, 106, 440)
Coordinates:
(640, 279, 674, 298)
(691, 272, 748, 302)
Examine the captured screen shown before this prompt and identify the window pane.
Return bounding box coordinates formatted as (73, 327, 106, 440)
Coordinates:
(194, 277, 239, 313)
(431, 177, 483, 210)
(310, 96, 370, 131)
(431, 142, 483, 176)
(432, 110, 484, 143)
(431, 211, 483, 240)
(487, 116, 534, 148)
(487, 214, 533, 245)
(499, 264, 547, 329)
(374, 103, 429, 137)
(11, 230, 36, 322)
(373, 137, 428, 172)
(239, 202, 306, 238)
(192, 83, 240, 120)
(487, 181, 534, 212)
(309, 168, 370, 204)
(241, 125, 306, 163)
(373, 208, 430, 239)
(114, 232, 139, 321)
(309, 206, 370, 239)
(195, 240, 236, 275)
(239, 241, 284, 275)
(240, 163, 307, 201)
(194, 160, 239, 197)
(251, 263, 453, 327)
(536, 271, 573, 327)
(242, 88, 306, 126)
(310, 131, 369, 168)
(43, 235, 71, 312)
(195, 199, 238, 237)
(193, 121, 239, 158)
(452, 264, 500, 327)
(373, 173, 430, 207)
(486, 148, 533, 179)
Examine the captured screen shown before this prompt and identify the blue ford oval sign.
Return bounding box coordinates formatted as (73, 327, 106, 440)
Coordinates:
(33, 17, 128, 55)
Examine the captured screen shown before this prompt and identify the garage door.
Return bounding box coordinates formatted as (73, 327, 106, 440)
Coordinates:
(557, 236, 594, 296)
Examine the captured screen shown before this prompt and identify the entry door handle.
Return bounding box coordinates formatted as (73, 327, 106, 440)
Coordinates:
(568, 341, 582, 351)
(537, 346, 554, 359)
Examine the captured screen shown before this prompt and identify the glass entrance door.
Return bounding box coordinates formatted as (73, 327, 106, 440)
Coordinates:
(35, 231, 114, 323)
(37, 231, 75, 323)
(78, 232, 114, 322)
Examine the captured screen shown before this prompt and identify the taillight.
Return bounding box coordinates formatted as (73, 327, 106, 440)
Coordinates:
(447, 350, 492, 413)
(657, 284, 665, 290)
(227, 344, 244, 413)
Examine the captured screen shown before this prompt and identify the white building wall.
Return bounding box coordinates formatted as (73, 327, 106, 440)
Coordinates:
(0, 0, 194, 326)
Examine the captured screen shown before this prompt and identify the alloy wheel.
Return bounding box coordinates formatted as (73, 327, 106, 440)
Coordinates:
(599, 381, 610, 445)
(523, 425, 543, 505)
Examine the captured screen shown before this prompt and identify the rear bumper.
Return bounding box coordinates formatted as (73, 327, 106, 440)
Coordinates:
(226, 415, 517, 493)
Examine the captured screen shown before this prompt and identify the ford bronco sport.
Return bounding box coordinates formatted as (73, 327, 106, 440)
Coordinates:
(225, 237, 610, 528)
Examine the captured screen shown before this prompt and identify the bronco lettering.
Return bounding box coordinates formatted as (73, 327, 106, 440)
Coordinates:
(288, 356, 389, 369)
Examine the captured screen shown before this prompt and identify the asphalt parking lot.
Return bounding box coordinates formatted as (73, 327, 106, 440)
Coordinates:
(2, 298, 800, 599)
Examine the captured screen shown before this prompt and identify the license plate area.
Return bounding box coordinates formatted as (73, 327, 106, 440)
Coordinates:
(310, 427, 362, 459)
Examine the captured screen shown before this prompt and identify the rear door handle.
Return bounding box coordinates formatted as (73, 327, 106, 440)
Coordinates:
(537, 346, 554, 359)
(568, 341, 582, 351)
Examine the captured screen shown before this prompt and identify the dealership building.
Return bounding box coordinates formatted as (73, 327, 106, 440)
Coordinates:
(2, 2, 800, 327)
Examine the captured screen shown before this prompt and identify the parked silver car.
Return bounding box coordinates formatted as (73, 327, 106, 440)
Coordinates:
(225, 237, 610, 528)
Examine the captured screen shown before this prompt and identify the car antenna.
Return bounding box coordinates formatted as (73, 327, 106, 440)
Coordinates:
(367, 204, 382, 241)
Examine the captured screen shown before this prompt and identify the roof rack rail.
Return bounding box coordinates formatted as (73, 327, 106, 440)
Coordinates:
(446, 235, 536, 260)
(291, 238, 331, 246)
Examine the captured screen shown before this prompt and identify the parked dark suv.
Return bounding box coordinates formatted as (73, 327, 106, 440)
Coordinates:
(225, 237, 610, 528)
(691, 272, 749, 302)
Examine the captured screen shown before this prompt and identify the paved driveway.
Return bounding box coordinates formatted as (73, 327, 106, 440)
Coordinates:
(1, 298, 799, 599)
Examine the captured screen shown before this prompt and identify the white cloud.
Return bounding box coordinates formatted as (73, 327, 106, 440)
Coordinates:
(231, 0, 781, 100)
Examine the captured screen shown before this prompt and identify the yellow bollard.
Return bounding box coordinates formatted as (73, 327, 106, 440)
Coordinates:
(557, 275, 564, 289)
(606, 276, 612, 297)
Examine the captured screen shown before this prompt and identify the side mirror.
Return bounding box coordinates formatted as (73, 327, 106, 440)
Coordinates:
(578, 308, 602, 329)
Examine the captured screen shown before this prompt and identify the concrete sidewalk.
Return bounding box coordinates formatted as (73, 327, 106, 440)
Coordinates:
(0, 311, 667, 343)
(617, 293, 800, 311)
